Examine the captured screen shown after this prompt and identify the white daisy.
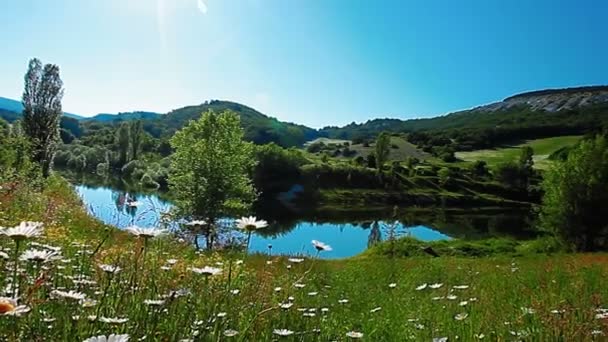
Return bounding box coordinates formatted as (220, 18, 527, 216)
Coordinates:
(370, 307, 382, 313)
(20, 249, 59, 263)
(144, 299, 165, 306)
(415, 283, 428, 291)
(185, 220, 206, 226)
(223, 329, 239, 337)
(51, 290, 86, 301)
(83, 334, 130, 342)
(429, 283, 443, 289)
(454, 313, 468, 321)
(99, 316, 129, 324)
(389, 283, 397, 288)
(99, 264, 121, 274)
(288, 258, 304, 263)
(453, 285, 469, 290)
(0, 251, 8, 259)
(0, 297, 30, 316)
(1, 221, 43, 240)
(125, 226, 167, 239)
(279, 302, 293, 309)
(273, 329, 294, 336)
(236, 216, 268, 231)
(191, 266, 222, 276)
(311, 240, 332, 252)
(346, 331, 364, 338)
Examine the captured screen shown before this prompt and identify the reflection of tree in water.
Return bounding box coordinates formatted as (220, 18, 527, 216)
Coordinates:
(367, 221, 382, 248)
(112, 190, 126, 212)
(111, 190, 139, 218)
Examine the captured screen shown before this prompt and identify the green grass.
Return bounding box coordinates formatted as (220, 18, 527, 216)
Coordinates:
(1, 177, 607, 340)
(455, 135, 582, 169)
(305, 136, 431, 162)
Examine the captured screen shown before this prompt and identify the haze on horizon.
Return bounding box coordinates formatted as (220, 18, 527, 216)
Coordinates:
(1, 0, 607, 128)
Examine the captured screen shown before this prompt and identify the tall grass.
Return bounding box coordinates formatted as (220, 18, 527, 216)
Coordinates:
(0, 177, 607, 341)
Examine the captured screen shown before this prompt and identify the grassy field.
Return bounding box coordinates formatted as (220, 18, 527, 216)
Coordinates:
(305, 135, 431, 161)
(455, 135, 582, 169)
(1, 177, 607, 341)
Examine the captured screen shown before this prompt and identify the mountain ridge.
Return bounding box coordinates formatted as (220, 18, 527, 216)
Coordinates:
(2, 85, 608, 148)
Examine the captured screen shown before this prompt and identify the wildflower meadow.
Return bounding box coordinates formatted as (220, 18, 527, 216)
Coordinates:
(0, 179, 607, 341)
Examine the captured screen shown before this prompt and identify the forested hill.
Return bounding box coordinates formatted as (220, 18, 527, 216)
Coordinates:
(320, 86, 608, 150)
(147, 100, 319, 147)
(2, 86, 608, 149)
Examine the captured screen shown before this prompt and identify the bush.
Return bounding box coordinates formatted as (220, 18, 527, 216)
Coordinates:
(540, 135, 608, 251)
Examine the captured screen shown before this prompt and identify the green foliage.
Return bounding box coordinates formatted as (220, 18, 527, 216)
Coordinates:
(129, 120, 143, 160)
(115, 122, 130, 167)
(374, 132, 390, 170)
(0, 129, 40, 184)
(494, 162, 527, 189)
(162, 100, 316, 147)
(366, 236, 521, 257)
(540, 135, 608, 251)
(253, 143, 309, 197)
(21, 58, 64, 177)
(437, 167, 452, 186)
(169, 110, 256, 248)
(470, 160, 489, 178)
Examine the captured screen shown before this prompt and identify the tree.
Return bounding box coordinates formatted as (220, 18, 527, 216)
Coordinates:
(494, 162, 524, 188)
(519, 145, 534, 169)
(129, 120, 143, 160)
(169, 110, 256, 250)
(375, 132, 391, 170)
(21, 58, 64, 177)
(519, 145, 535, 187)
(540, 136, 608, 251)
(471, 160, 489, 178)
(115, 123, 130, 167)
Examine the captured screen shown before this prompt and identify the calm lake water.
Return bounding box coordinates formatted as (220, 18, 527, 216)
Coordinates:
(74, 183, 533, 259)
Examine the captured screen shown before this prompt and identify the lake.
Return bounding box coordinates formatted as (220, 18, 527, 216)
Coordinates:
(74, 182, 533, 259)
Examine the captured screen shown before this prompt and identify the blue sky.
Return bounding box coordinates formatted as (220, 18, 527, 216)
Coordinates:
(1, 0, 607, 127)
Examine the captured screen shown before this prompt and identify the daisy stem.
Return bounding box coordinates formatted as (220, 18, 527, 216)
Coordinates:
(246, 231, 252, 252)
(12, 239, 21, 299)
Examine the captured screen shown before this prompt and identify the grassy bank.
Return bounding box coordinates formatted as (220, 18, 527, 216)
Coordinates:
(0, 178, 607, 340)
(455, 135, 582, 169)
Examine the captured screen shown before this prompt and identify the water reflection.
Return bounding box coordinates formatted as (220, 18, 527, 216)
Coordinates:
(71, 178, 535, 259)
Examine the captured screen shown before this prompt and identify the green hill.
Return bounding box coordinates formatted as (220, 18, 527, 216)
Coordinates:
(157, 100, 319, 147)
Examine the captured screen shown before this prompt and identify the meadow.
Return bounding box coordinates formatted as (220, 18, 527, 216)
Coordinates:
(455, 135, 582, 169)
(1, 178, 607, 341)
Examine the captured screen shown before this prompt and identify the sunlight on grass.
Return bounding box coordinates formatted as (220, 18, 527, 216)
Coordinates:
(0, 179, 606, 340)
(456, 135, 582, 169)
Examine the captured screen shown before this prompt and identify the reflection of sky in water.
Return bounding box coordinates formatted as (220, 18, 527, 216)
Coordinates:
(75, 184, 450, 259)
(76, 185, 172, 229)
(250, 222, 450, 259)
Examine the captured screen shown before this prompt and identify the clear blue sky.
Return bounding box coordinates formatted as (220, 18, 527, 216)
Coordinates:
(1, 0, 607, 127)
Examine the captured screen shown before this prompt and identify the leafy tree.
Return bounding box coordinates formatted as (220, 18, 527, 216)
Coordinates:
(169, 110, 256, 249)
(366, 154, 376, 168)
(129, 120, 143, 160)
(494, 162, 524, 188)
(519, 145, 534, 169)
(519, 145, 535, 186)
(115, 123, 130, 167)
(540, 136, 608, 251)
(438, 167, 452, 186)
(21, 58, 64, 177)
(375, 132, 391, 170)
(471, 160, 489, 178)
